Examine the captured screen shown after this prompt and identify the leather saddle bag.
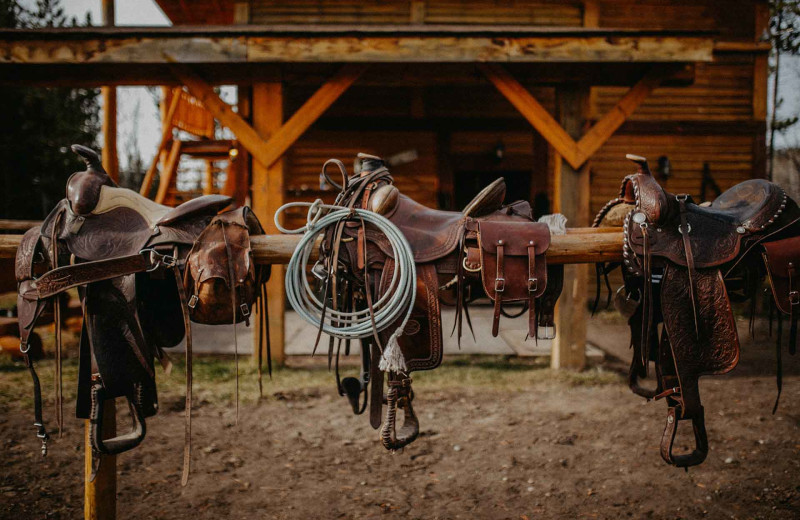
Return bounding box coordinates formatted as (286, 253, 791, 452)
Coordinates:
(184, 207, 266, 325)
(477, 220, 551, 337)
(763, 235, 800, 354)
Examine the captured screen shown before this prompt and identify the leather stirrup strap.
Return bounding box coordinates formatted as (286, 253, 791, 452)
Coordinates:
(677, 195, 700, 337)
(50, 211, 63, 437)
(527, 242, 538, 339)
(172, 264, 193, 487)
(774, 315, 783, 414)
(25, 354, 49, 456)
(640, 223, 652, 373)
(33, 252, 152, 299)
(221, 224, 240, 425)
(492, 240, 505, 337)
(788, 262, 798, 356)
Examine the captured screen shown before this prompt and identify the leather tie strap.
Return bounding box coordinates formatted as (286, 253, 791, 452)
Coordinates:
(527, 241, 538, 339)
(492, 240, 505, 337)
(172, 263, 193, 487)
(677, 195, 700, 337)
(788, 262, 798, 356)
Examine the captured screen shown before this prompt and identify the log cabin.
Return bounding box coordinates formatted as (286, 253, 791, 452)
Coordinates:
(0, 0, 771, 370)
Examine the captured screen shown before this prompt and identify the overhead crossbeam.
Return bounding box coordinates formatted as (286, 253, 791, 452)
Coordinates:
(169, 63, 366, 172)
(479, 63, 668, 169)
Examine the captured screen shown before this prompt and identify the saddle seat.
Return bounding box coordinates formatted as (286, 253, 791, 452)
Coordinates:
(707, 179, 786, 232)
(625, 170, 788, 270)
(371, 178, 506, 263)
(91, 186, 232, 229)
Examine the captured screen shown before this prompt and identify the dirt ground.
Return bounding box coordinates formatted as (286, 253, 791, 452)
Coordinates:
(1, 314, 799, 520)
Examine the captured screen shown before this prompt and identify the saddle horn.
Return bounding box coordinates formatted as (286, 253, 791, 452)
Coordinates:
(71, 144, 107, 174)
(626, 154, 652, 176)
(67, 144, 117, 215)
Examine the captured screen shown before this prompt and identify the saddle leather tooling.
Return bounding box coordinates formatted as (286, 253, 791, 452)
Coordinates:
(16, 145, 269, 484)
(593, 154, 800, 468)
(315, 154, 563, 450)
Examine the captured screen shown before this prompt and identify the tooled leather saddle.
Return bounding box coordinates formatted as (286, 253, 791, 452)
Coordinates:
(314, 154, 563, 450)
(16, 145, 269, 484)
(594, 154, 800, 468)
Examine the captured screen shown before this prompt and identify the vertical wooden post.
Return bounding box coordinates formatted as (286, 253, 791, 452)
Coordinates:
(84, 405, 116, 520)
(753, 0, 769, 178)
(252, 83, 286, 364)
(551, 85, 590, 371)
(100, 0, 117, 183)
(87, 7, 117, 518)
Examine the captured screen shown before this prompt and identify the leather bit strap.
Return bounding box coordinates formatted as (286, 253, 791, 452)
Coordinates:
(492, 240, 505, 337)
(527, 241, 538, 339)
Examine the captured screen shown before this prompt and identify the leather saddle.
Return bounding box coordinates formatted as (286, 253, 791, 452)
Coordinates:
(316, 154, 562, 451)
(594, 154, 800, 468)
(16, 145, 269, 484)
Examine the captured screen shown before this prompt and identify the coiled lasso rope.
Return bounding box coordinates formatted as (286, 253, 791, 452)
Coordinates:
(275, 200, 416, 373)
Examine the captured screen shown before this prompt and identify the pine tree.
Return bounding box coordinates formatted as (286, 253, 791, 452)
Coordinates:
(0, 0, 100, 218)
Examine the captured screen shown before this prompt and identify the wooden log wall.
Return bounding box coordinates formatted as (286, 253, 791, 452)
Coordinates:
(250, 0, 583, 26)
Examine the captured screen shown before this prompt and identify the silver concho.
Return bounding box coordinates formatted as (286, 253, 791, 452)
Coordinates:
(614, 286, 641, 319)
(632, 212, 647, 225)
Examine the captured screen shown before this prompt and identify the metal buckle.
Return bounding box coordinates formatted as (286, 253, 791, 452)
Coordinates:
(790, 290, 799, 306)
(675, 194, 689, 202)
(494, 278, 505, 292)
(141, 249, 177, 272)
(462, 255, 482, 273)
(240, 303, 250, 317)
(20, 340, 31, 354)
(187, 295, 199, 309)
(527, 277, 538, 292)
(537, 324, 555, 341)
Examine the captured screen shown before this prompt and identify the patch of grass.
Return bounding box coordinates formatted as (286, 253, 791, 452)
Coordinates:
(1, 353, 623, 413)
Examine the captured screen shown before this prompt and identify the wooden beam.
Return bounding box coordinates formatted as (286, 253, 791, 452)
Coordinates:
(574, 68, 665, 161)
(0, 28, 715, 65)
(256, 64, 366, 169)
(252, 83, 286, 365)
(479, 63, 581, 166)
(582, 0, 599, 28)
(481, 64, 663, 169)
(172, 63, 364, 172)
(140, 87, 181, 197)
(154, 139, 182, 204)
(0, 229, 624, 263)
(552, 85, 591, 372)
(170, 63, 276, 173)
(101, 87, 118, 182)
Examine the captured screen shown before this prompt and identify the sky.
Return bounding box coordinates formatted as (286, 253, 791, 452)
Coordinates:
(25, 0, 800, 168)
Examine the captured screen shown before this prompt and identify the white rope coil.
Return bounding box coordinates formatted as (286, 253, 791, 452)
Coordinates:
(275, 200, 416, 372)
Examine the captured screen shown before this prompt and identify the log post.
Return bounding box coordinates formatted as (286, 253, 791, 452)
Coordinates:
(551, 85, 591, 371)
(252, 83, 286, 364)
(87, 2, 118, 516)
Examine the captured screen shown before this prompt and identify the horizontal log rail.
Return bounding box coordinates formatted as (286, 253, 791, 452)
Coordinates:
(0, 227, 623, 264)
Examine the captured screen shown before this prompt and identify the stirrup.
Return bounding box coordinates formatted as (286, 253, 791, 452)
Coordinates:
(660, 405, 708, 468)
(380, 377, 419, 451)
(90, 382, 147, 456)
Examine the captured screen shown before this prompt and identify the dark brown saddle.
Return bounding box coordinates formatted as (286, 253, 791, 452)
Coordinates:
(16, 145, 269, 484)
(594, 154, 800, 468)
(316, 154, 562, 451)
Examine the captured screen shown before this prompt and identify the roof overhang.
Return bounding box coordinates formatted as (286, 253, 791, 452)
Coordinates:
(0, 25, 715, 87)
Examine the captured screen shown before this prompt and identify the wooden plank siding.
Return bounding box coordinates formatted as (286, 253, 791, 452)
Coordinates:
(250, 0, 583, 26)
